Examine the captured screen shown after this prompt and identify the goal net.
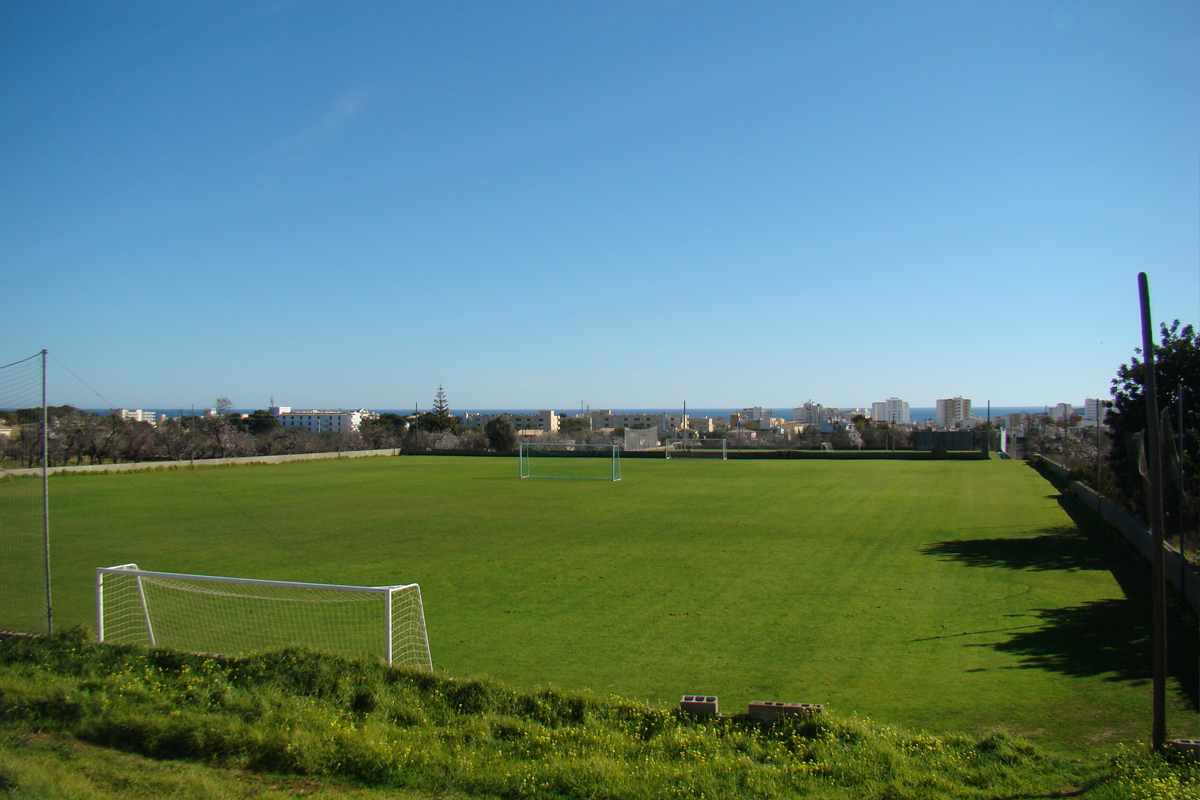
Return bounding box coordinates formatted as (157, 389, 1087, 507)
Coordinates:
(95, 564, 432, 670)
(0, 351, 49, 635)
(623, 427, 659, 451)
(665, 438, 728, 460)
(519, 443, 621, 481)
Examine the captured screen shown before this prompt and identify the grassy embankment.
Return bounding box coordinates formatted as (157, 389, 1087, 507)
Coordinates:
(0, 630, 1196, 800)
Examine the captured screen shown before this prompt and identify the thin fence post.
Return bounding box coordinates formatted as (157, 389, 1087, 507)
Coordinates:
(41, 349, 51, 635)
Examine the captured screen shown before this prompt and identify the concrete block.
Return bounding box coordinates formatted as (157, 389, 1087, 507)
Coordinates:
(679, 695, 718, 717)
(1170, 739, 1200, 762)
(747, 701, 824, 721)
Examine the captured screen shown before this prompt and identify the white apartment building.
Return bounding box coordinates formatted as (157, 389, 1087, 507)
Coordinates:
(1080, 398, 1108, 428)
(793, 402, 840, 425)
(935, 397, 972, 428)
(689, 417, 715, 434)
(275, 409, 371, 433)
(461, 411, 558, 434)
(870, 398, 910, 424)
(739, 407, 773, 422)
(1051, 403, 1075, 424)
(994, 413, 1031, 435)
(111, 408, 163, 425)
(584, 411, 688, 434)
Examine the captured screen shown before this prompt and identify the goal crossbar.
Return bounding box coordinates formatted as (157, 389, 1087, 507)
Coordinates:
(519, 443, 621, 481)
(97, 565, 404, 595)
(96, 564, 432, 670)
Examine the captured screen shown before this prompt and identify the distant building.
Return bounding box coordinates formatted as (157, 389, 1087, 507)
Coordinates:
(871, 398, 910, 425)
(935, 397, 971, 428)
(1080, 397, 1108, 428)
(582, 411, 687, 435)
(994, 412, 1032, 435)
(274, 409, 371, 433)
(111, 408, 163, 425)
(462, 411, 558, 434)
(739, 407, 773, 422)
(794, 402, 839, 425)
(1051, 403, 1075, 424)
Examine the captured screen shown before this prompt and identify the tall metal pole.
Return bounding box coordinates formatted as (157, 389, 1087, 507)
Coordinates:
(1137, 272, 1167, 750)
(41, 349, 52, 634)
(985, 401, 991, 457)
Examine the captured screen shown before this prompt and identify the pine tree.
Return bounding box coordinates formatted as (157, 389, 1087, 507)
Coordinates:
(432, 386, 450, 418)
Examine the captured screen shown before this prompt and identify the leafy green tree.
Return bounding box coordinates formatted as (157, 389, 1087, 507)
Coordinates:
(360, 413, 409, 448)
(1106, 320, 1200, 519)
(413, 412, 457, 433)
(484, 415, 519, 451)
(242, 410, 281, 435)
(561, 418, 587, 434)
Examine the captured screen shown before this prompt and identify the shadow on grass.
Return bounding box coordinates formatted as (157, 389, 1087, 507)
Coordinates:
(921, 485, 1199, 710)
(920, 527, 1115, 572)
(982, 598, 1150, 683)
(982, 595, 1198, 710)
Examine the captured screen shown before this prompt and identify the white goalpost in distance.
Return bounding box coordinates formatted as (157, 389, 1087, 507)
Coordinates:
(519, 442, 621, 481)
(665, 438, 728, 460)
(95, 564, 432, 670)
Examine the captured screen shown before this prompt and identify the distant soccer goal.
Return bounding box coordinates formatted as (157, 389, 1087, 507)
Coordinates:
(519, 443, 621, 481)
(95, 564, 432, 670)
(665, 438, 728, 460)
(623, 427, 659, 451)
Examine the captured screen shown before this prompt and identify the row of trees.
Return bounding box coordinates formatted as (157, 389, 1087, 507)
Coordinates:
(0, 386, 526, 468)
(1093, 321, 1199, 550)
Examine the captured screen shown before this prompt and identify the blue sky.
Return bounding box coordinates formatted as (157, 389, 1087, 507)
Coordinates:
(2, 1, 1196, 412)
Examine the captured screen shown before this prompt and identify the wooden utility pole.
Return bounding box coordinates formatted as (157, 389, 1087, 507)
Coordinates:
(1137, 272, 1167, 750)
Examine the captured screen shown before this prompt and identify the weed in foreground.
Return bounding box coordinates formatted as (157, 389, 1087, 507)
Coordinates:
(0, 630, 1197, 800)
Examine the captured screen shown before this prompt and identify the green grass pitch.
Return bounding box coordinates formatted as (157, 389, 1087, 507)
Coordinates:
(36, 455, 1199, 752)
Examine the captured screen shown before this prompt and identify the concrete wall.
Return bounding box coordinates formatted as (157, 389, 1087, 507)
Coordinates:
(1037, 455, 1199, 617)
(1, 448, 401, 478)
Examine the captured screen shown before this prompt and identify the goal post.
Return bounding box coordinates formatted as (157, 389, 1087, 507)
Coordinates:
(95, 564, 432, 670)
(665, 438, 728, 460)
(519, 442, 621, 481)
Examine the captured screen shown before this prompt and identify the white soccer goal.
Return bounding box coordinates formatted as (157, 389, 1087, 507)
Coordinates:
(623, 427, 659, 451)
(95, 564, 432, 670)
(519, 442, 621, 481)
(665, 438, 728, 460)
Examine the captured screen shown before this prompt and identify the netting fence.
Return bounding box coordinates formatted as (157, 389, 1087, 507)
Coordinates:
(0, 351, 49, 634)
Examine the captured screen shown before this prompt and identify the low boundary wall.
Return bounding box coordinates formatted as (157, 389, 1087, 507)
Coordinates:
(1, 448, 401, 478)
(1036, 455, 1199, 617)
